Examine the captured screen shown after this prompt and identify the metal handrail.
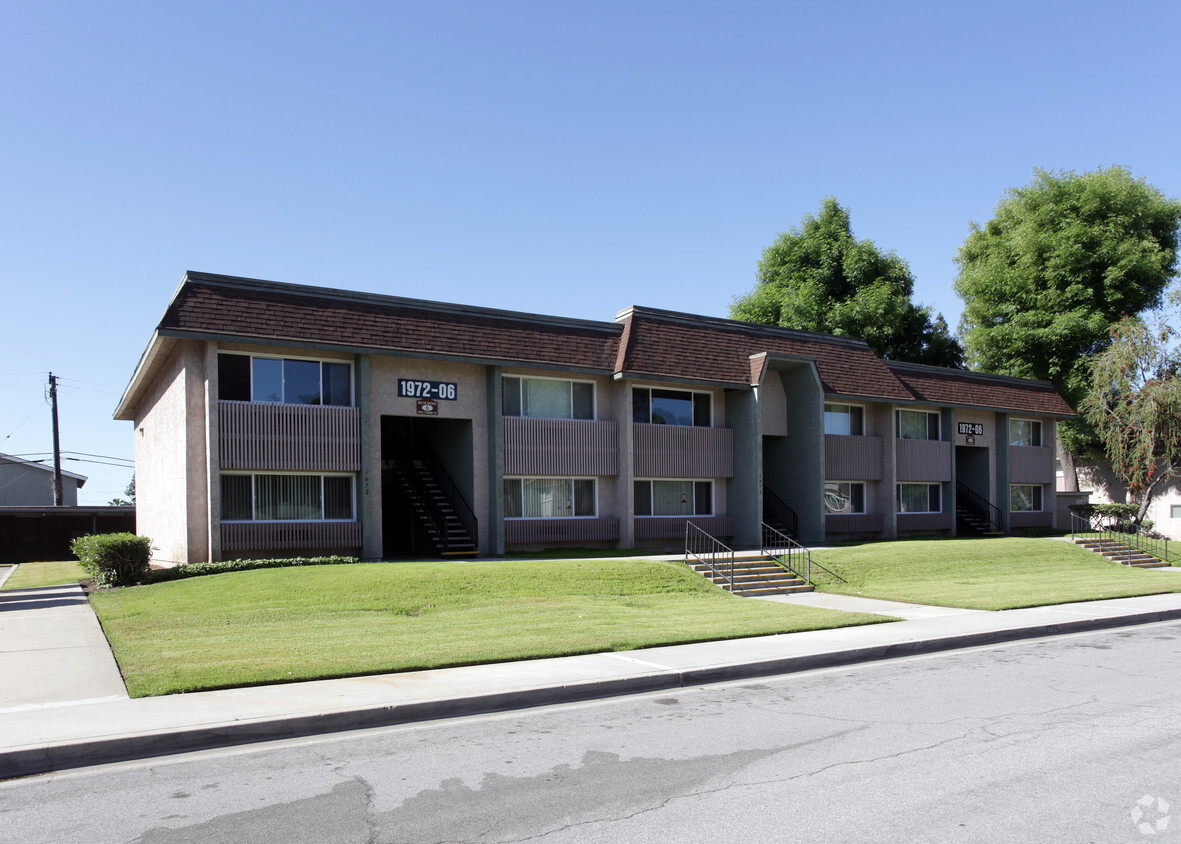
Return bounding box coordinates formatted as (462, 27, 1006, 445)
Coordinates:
(955, 482, 1003, 534)
(685, 521, 735, 591)
(761, 522, 811, 584)
(763, 486, 799, 537)
(418, 448, 478, 550)
(1071, 512, 1174, 565)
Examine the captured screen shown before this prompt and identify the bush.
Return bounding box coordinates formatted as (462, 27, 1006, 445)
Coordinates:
(72, 533, 152, 588)
(145, 555, 359, 584)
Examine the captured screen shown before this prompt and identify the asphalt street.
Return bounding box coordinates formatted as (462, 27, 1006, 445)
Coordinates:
(4, 621, 1181, 843)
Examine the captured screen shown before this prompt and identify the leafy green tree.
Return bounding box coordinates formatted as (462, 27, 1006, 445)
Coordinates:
(732, 199, 964, 366)
(1079, 317, 1181, 525)
(954, 167, 1181, 487)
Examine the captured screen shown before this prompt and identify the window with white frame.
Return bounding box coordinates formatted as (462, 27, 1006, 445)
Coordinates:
(634, 480, 713, 516)
(824, 481, 866, 514)
(218, 353, 352, 406)
(503, 377, 594, 420)
(897, 483, 941, 513)
(1171, 505, 1181, 520)
(1009, 418, 1043, 447)
(632, 388, 711, 427)
(1010, 484, 1043, 512)
(897, 409, 940, 440)
(220, 473, 355, 521)
(824, 403, 864, 436)
(503, 478, 596, 518)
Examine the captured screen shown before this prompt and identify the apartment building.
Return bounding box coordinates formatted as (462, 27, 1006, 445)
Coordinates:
(114, 272, 1074, 564)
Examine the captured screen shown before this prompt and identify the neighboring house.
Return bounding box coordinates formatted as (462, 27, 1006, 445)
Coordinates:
(0, 453, 87, 506)
(114, 271, 1074, 565)
(1071, 460, 1181, 541)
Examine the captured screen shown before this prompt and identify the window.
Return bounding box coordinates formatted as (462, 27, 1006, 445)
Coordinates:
(634, 480, 713, 516)
(633, 388, 711, 427)
(824, 404, 864, 436)
(1009, 419, 1043, 447)
(503, 478, 596, 518)
(1171, 505, 1181, 520)
(824, 482, 866, 514)
(217, 354, 352, 406)
(897, 409, 940, 440)
(1010, 484, 1043, 512)
(220, 474, 355, 521)
(897, 483, 941, 513)
(503, 377, 594, 420)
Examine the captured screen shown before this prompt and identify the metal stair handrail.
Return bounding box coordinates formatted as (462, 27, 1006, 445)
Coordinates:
(390, 456, 449, 550)
(1071, 512, 1173, 566)
(955, 482, 1003, 534)
(761, 522, 811, 584)
(416, 447, 478, 550)
(763, 486, 798, 537)
(685, 521, 735, 592)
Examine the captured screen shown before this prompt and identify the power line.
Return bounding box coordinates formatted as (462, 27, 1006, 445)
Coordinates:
(2, 401, 47, 442)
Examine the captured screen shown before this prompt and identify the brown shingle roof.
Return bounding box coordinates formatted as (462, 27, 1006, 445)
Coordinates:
(160, 273, 622, 372)
(886, 362, 1075, 417)
(614, 308, 914, 401)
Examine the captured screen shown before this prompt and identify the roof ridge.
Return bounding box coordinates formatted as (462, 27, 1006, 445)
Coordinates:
(885, 359, 1057, 389)
(614, 305, 874, 350)
(182, 271, 623, 335)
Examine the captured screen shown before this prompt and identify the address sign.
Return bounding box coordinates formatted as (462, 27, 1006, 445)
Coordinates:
(398, 379, 458, 401)
(957, 422, 984, 436)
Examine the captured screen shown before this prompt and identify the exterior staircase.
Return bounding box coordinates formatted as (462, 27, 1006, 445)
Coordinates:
(1071, 536, 1169, 568)
(686, 551, 813, 596)
(955, 482, 1004, 537)
(389, 457, 477, 557)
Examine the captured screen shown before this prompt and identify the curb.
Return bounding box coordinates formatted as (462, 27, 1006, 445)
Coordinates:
(5, 606, 1181, 780)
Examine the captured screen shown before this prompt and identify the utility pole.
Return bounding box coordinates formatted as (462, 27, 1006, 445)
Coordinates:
(49, 372, 63, 506)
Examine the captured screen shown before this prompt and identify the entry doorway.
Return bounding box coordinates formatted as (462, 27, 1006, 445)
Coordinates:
(380, 416, 475, 557)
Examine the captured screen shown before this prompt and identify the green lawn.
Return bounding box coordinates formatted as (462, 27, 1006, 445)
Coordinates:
(90, 558, 892, 697)
(1, 560, 87, 590)
(810, 537, 1181, 610)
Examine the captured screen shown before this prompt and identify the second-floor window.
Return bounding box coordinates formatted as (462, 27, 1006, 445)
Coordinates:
(503, 377, 594, 420)
(824, 403, 864, 435)
(1009, 419, 1043, 447)
(897, 409, 940, 440)
(218, 353, 352, 406)
(633, 388, 711, 427)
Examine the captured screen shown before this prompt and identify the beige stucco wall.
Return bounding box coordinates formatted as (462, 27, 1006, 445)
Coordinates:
(760, 371, 787, 437)
(133, 340, 208, 565)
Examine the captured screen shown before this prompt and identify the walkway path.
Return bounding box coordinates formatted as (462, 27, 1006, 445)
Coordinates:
(0, 583, 128, 711)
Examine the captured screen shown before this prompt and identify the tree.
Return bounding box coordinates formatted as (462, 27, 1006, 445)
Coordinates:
(1079, 317, 1181, 526)
(955, 167, 1181, 487)
(125, 474, 135, 504)
(732, 199, 965, 367)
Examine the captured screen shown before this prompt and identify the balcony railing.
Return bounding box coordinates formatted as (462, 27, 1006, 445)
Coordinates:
(635, 515, 734, 540)
(219, 401, 361, 471)
(896, 439, 952, 482)
(221, 520, 362, 552)
(1009, 445, 1055, 484)
(503, 417, 619, 476)
(504, 517, 620, 544)
(632, 424, 733, 479)
(824, 434, 883, 481)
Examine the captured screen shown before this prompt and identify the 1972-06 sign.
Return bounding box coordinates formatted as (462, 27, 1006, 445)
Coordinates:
(398, 379, 458, 400)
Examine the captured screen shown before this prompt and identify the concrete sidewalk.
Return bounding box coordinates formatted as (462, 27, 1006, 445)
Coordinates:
(5, 588, 1181, 780)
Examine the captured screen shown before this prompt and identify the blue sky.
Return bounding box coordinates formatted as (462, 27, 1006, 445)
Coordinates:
(2, 0, 1179, 504)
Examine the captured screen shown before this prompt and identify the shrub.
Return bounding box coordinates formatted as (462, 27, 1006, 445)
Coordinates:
(145, 555, 359, 584)
(72, 533, 152, 588)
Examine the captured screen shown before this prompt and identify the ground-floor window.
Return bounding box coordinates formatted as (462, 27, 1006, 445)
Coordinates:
(635, 479, 712, 517)
(825, 481, 866, 514)
(1010, 484, 1043, 512)
(221, 473, 355, 521)
(897, 483, 941, 514)
(504, 477, 596, 518)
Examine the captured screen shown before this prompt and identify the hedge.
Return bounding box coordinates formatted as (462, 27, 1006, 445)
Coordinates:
(145, 555, 360, 584)
(71, 533, 152, 588)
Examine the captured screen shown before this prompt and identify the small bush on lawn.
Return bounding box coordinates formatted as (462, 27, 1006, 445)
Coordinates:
(145, 555, 359, 583)
(72, 533, 152, 588)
